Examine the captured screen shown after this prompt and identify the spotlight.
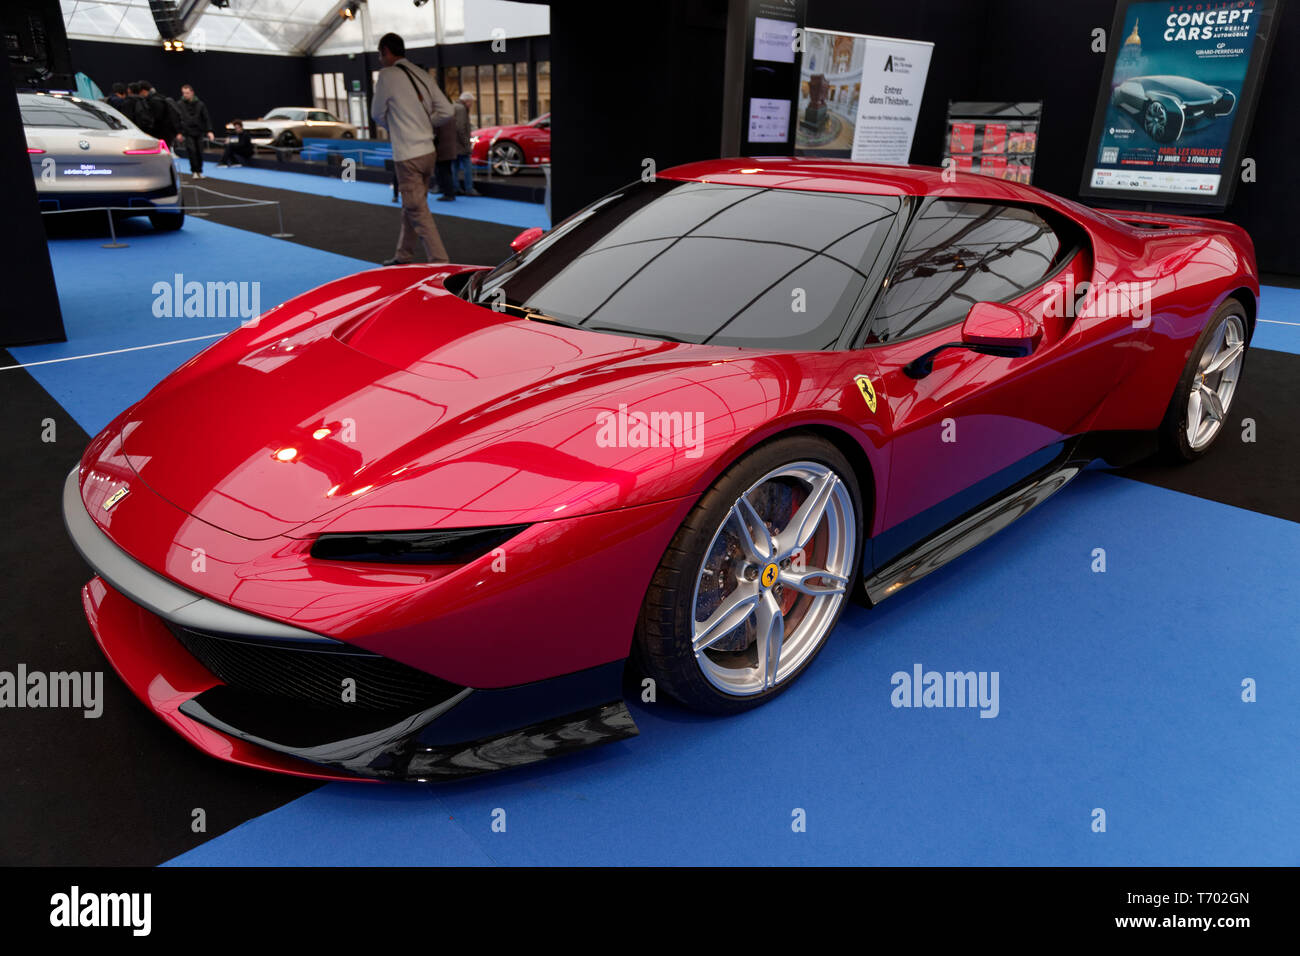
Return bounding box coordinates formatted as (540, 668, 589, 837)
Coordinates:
(341, 2, 359, 19)
(414, 0, 430, 7)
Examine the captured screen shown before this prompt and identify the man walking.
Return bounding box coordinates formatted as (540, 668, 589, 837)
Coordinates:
(453, 92, 479, 196)
(370, 32, 454, 264)
(175, 84, 214, 178)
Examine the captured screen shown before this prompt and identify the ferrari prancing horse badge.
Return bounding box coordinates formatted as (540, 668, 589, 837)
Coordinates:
(854, 375, 878, 414)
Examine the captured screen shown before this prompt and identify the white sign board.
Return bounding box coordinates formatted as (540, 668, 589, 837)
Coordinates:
(849, 35, 934, 164)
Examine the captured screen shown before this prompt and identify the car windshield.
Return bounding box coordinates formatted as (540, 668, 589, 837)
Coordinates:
(473, 179, 901, 349)
(265, 109, 305, 120)
(20, 94, 127, 131)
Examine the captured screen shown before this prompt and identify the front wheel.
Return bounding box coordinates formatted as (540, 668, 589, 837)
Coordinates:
(489, 140, 524, 176)
(634, 435, 863, 714)
(1159, 298, 1249, 462)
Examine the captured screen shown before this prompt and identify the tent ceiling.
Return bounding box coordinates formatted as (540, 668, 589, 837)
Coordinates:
(60, 1, 548, 56)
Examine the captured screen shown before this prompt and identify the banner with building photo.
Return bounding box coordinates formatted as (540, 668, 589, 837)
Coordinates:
(1080, 0, 1282, 207)
(796, 29, 932, 164)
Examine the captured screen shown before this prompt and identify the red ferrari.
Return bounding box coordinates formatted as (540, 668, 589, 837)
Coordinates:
(470, 112, 550, 175)
(65, 159, 1257, 781)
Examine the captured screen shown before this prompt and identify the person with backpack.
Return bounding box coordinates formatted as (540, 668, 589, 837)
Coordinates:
(370, 32, 454, 265)
(175, 84, 214, 178)
(139, 81, 182, 148)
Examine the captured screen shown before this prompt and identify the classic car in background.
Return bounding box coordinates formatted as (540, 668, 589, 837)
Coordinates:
(225, 107, 358, 150)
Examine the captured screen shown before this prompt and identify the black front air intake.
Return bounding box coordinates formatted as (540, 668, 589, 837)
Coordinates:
(166, 625, 462, 713)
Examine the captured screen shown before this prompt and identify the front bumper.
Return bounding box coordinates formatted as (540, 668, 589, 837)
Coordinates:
(64, 469, 638, 781)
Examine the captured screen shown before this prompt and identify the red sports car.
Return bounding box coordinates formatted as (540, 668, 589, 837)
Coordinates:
(470, 112, 550, 175)
(64, 159, 1257, 781)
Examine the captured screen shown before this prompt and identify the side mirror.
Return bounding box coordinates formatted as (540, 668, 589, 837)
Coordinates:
(961, 302, 1043, 354)
(904, 303, 1042, 379)
(510, 226, 544, 253)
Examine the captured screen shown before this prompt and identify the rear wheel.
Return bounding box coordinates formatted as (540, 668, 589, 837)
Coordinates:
(148, 209, 185, 232)
(634, 435, 863, 714)
(1159, 298, 1249, 462)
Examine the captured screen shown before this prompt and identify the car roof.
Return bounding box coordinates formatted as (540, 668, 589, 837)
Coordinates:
(660, 157, 1052, 204)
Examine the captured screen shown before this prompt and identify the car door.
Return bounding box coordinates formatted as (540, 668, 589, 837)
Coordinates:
(862, 198, 1110, 549)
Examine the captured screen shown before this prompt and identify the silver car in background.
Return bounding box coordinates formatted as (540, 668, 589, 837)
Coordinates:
(225, 107, 358, 150)
(21, 91, 184, 231)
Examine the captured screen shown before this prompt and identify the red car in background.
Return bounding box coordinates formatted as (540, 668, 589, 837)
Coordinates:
(470, 111, 550, 175)
(64, 159, 1257, 782)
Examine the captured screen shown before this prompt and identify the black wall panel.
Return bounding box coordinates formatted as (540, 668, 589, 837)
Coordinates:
(68, 39, 312, 129)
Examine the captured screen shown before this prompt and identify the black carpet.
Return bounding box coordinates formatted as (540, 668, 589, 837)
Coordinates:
(186, 177, 522, 266)
(1118, 347, 1299, 524)
(0, 351, 319, 866)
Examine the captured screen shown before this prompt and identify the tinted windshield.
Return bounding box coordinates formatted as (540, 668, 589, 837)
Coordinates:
(474, 179, 901, 349)
(265, 109, 306, 120)
(20, 94, 127, 131)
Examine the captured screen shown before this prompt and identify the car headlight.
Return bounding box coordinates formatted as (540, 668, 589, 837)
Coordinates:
(310, 525, 528, 564)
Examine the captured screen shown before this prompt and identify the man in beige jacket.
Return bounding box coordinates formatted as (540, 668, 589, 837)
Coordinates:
(371, 32, 455, 264)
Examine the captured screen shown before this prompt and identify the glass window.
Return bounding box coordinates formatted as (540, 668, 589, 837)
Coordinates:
(496, 62, 515, 126)
(473, 180, 901, 350)
(868, 200, 1062, 343)
(537, 61, 551, 115)
(477, 65, 495, 126)
(444, 66, 460, 100)
(515, 62, 530, 120)
(20, 93, 126, 130)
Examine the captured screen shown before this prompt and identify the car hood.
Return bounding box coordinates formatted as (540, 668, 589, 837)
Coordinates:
(111, 271, 748, 540)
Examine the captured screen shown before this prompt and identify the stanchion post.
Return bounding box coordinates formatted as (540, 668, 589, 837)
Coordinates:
(101, 208, 128, 248)
(189, 181, 210, 217)
(271, 201, 293, 238)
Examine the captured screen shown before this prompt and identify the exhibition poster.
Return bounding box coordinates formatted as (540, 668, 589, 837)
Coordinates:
(1082, 0, 1280, 205)
(795, 29, 932, 164)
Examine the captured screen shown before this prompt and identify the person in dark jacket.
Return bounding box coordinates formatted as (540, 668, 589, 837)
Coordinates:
(106, 82, 131, 116)
(453, 92, 479, 196)
(432, 102, 459, 201)
(219, 121, 255, 167)
(125, 81, 152, 134)
(175, 84, 214, 178)
(139, 81, 182, 147)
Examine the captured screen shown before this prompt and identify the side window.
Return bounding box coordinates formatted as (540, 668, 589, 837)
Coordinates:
(308, 111, 331, 122)
(868, 200, 1062, 343)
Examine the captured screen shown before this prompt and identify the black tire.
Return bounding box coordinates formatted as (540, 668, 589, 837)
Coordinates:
(276, 131, 300, 157)
(490, 140, 523, 176)
(1143, 98, 1185, 143)
(341, 130, 355, 139)
(148, 210, 185, 232)
(633, 434, 865, 714)
(1158, 297, 1250, 462)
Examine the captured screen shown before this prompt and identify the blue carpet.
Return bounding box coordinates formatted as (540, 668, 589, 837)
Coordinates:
(1255, 285, 1300, 354)
(164, 471, 1299, 866)
(184, 161, 550, 231)
(8, 217, 373, 436)
(16, 211, 1300, 866)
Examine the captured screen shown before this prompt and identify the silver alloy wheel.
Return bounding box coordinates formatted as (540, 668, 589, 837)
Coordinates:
(690, 461, 856, 696)
(491, 141, 523, 175)
(1187, 314, 1246, 450)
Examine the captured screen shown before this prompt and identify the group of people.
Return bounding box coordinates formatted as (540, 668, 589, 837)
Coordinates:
(370, 32, 480, 265)
(105, 81, 219, 178)
(99, 30, 480, 266)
